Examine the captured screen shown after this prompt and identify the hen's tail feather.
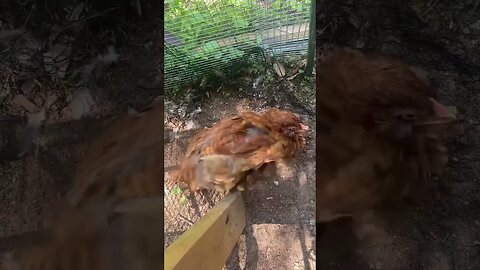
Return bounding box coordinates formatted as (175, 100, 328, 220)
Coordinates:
(166, 168, 182, 183)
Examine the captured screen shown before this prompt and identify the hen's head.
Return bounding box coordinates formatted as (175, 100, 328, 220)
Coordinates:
(317, 48, 457, 141)
(263, 108, 308, 146)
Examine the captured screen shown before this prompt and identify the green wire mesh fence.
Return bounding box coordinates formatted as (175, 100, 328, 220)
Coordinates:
(164, 0, 314, 91)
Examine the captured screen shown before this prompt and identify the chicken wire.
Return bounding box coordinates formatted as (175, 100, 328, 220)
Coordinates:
(163, 179, 227, 247)
(164, 132, 228, 247)
(164, 0, 315, 90)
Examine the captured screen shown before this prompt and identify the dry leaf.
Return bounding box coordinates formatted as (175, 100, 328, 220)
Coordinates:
(13, 95, 38, 113)
(69, 3, 85, 22)
(287, 72, 300, 81)
(15, 35, 42, 67)
(273, 60, 286, 77)
(43, 37, 73, 79)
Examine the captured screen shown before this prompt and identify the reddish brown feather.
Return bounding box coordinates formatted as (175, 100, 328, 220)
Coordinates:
(316, 48, 458, 224)
(67, 102, 164, 208)
(172, 108, 307, 193)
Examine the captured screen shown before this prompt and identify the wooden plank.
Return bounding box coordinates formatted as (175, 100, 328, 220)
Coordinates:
(164, 192, 246, 270)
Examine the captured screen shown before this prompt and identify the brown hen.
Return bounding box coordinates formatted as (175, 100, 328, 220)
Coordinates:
(316, 48, 458, 224)
(171, 108, 308, 193)
(67, 99, 164, 208)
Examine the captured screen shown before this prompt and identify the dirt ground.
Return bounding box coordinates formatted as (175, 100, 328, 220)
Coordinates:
(317, 1, 480, 269)
(0, 3, 162, 266)
(164, 71, 316, 270)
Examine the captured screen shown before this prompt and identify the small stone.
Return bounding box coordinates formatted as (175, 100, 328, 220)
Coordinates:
(447, 106, 458, 118)
(273, 181, 279, 186)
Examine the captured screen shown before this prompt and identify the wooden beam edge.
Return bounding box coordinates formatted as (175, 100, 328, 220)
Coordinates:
(164, 192, 246, 270)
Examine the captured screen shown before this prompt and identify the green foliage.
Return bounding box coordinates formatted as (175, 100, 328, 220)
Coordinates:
(179, 196, 189, 205)
(164, 0, 310, 91)
(171, 186, 183, 196)
(170, 185, 189, 205)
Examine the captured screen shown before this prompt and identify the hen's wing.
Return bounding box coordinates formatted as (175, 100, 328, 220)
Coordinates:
(68, 102, 164, 208)
(188, 115, 272, 156)
(173, 110, 297, 192)
(316, 123, 404, 222)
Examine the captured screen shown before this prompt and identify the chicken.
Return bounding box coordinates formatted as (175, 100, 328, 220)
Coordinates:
(4, 197, 164, 270)
(171, 108, 308, 193)
(66, 98, 164, 208)
(316, 48, 458, 223)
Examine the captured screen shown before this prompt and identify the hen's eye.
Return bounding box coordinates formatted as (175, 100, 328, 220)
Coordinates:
(402, 113, 417, 120)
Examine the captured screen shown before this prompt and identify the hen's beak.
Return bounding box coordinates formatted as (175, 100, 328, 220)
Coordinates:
(430, 98, 457, 120)
(300, 123, 309, 130)
(415, 98, 458, 126)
